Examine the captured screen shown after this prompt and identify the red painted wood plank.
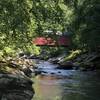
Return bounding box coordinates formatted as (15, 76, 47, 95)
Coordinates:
(33, 36, 70, 46)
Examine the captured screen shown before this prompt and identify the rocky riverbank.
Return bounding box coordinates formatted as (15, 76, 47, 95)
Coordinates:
(49, 50, 100, 71)
(0, 56, 36, 100)
(0, 73, 34, 100)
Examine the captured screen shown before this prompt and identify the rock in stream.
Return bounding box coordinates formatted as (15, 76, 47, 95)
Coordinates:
(0, 73, 34, 100)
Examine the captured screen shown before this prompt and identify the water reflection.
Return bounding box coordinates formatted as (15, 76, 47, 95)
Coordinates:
(32, 75, 62, 100)
(32, 60, 100, 100)
(32, 71, 100, 100)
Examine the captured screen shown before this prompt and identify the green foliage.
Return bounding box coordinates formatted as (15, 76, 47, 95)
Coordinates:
(31, 0, 72, 34)
(64, 50, 81, 61)
(0, 0, 99, 57)
(0, 0, 36, 48)
(4, 47, 15, 54)
(0, 46, 17, 60)
(0, 51, 4, 60)
(0, 0, 72, 56)
(64, 0, 100, 51)
(41, 47, 59, 57)
(26, 44, 41, 55)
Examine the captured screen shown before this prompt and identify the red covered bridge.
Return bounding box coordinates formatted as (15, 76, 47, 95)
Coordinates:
(33, 36, 70, 47)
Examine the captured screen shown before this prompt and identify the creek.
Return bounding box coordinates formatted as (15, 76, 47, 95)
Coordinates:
(32, 60, 100, 100)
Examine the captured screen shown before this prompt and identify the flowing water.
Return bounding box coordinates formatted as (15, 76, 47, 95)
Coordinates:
(32, 60, 100, 100)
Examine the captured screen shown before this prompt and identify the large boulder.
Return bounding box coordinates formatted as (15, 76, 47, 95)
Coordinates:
(57, 61, 74, 70)
(49, 55, 66, 64)
(49, 58, 60, 64)
(0, 73, 34, 100)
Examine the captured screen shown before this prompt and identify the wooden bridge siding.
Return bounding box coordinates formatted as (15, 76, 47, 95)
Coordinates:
(33, 36, 70, 46)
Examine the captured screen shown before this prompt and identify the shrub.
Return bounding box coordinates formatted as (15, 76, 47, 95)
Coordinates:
(64, 50, 81, 61)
